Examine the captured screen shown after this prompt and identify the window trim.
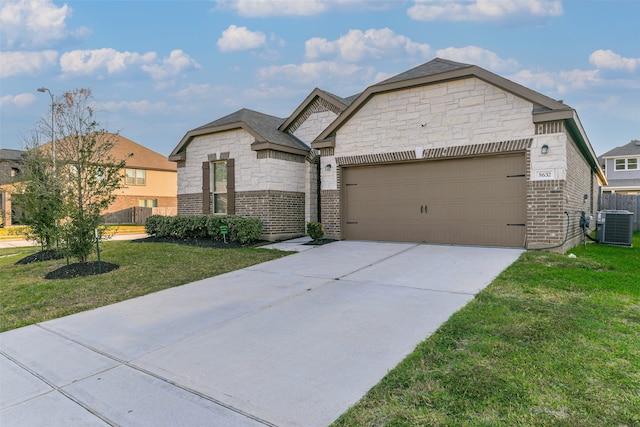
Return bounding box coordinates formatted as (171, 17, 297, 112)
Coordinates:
(212, 161, 227, 214)
(125, 168, 146, 186)
(614, 157, 639, 171)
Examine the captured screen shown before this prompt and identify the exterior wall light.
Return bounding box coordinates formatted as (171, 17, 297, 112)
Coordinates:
(541, 145, 549, 155)
(325, 164, 332, 172)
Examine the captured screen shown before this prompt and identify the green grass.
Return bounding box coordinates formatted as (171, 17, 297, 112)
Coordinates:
(0, 241, 291, 332)
(333, 233, 640, 427)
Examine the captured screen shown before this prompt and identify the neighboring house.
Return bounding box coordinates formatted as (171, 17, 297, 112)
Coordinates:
(0, 135, 177, 226)
(598, 140, 640, 194)
(0, 149, 26, 226)
(170, 58, 605, 251)
(104, 134, 177, 223)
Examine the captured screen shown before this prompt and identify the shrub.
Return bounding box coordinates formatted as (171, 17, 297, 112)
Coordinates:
(307, 221, 324, 241)
(145, 215, 262, 244)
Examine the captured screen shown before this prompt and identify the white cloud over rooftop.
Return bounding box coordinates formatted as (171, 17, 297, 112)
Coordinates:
(217, 25, 267, 52)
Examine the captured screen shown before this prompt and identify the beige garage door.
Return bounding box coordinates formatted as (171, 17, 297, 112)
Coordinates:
(342, 154, 526, 247)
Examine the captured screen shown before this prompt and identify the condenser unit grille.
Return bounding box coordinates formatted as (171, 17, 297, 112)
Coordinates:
(598, 210, 634, 246)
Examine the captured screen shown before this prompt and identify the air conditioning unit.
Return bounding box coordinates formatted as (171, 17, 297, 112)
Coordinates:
(595, 210, 634, 246)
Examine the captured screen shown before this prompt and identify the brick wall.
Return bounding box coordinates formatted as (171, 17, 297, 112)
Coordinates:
(178, 193, 203, 216)
(526, 180, 566, 248)
(525, 136, 596, 251)
(320, 189, 341, 239)
(236, 190, 305, 240)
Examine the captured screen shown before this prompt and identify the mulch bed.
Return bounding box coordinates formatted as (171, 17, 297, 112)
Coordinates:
(44, 262, 120, 280)
(15, 249, 65, 265)
(303, 239, 336, 246)
(130, 236, 268, 248)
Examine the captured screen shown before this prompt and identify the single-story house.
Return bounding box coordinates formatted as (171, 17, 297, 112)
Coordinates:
(170, 58, 605, 251)
(598, 139, 640, 194)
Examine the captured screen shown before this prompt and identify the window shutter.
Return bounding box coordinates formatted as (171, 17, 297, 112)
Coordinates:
(202, 161, 210, 214)
(227, 159, 235, 214)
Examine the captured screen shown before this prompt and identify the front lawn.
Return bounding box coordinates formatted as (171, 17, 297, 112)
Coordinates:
(333, 233, 640, 426)
(0, 240, 290, 332)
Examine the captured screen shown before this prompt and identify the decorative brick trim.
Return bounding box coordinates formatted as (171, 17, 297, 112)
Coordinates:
(288, 97, 343, 133)
(535, 121, 564, 135)
(306, 150, 320, 163)
(320, 147, 334, 157)
(336, 139, 533, 167)
(207, 152, 230, 161)
(256, 149, 305, 163)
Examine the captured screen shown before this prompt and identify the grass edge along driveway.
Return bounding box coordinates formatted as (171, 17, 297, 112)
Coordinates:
(333, 233, 640, 427)
(0, 241, 291, 332)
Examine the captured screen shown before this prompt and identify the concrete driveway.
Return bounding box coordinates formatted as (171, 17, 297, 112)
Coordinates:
(0, 241, 523, 427)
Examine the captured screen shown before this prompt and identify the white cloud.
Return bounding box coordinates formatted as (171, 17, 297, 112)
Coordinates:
(589, 50, 640, 72)
(216, 0, 326, 17)
(305, 28, 431, 62)
(60, 48, 156, 76)
(408, 0, 563, 22)
(141, 49, 201, 80)
(217, 25, 267, 52)
(0, 50, 58, 78)
(0, 0, 89, 48)
(436, 46, 519, 72)
(0, 93, 36, 108)
(97, 100, 170, 115)
(511, 68, 601, 95)
(258, 61, 375, 85)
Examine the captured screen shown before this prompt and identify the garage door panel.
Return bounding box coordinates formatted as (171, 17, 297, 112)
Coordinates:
(342, 154, 525, 247)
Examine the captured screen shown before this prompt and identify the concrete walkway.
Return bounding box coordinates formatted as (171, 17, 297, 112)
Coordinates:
(0, 233, 150, 249)
(0, 241, 523, 427)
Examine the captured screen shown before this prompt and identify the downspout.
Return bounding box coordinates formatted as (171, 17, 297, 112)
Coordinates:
(317, 157, 321, 222)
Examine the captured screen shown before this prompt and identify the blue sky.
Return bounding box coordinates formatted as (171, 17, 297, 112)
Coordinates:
(1, 0, 638, 157)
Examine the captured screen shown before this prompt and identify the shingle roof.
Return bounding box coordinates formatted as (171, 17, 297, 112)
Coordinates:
(0, 149, 26, 161)
(601, 140, 640, 158)
(173, 108, 309, 157)
(377, 58, 473, 85)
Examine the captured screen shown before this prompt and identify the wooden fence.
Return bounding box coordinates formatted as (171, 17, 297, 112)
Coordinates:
(103, 206, 176, 225)
(601, 193, 640, 231)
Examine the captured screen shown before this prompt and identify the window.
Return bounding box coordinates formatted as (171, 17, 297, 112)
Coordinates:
(11, 167, 20, 177)
(212, 161, 227, 214)
(138, 199, 157, 207)
(126, 168, 146, 185)
(615, 158, 639, 171)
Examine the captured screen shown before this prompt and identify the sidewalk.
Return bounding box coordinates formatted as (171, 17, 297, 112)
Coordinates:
(0, 233, 149, 249)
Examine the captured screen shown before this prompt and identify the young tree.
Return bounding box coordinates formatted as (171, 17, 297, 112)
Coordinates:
(17, 134, 64, 250)
(53, 89, 129, 263)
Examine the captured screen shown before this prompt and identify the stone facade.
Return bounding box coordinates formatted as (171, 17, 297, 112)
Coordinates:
(318, 76, 600, 250)
(173, 60, 603, 250)
(176, 128, 308, 240)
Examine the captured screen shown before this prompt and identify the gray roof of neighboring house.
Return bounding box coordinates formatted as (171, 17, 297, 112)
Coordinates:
(601, 140, 640, 158)
(0, 149, 26, 162)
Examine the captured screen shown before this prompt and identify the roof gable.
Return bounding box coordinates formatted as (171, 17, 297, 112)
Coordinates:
(314, 57, 570, 145)
(278, 88, 352, 134)
(170, 108, 309, 160)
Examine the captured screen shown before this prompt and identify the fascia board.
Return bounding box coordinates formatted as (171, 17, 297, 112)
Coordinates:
(250, 141, 309, 156)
